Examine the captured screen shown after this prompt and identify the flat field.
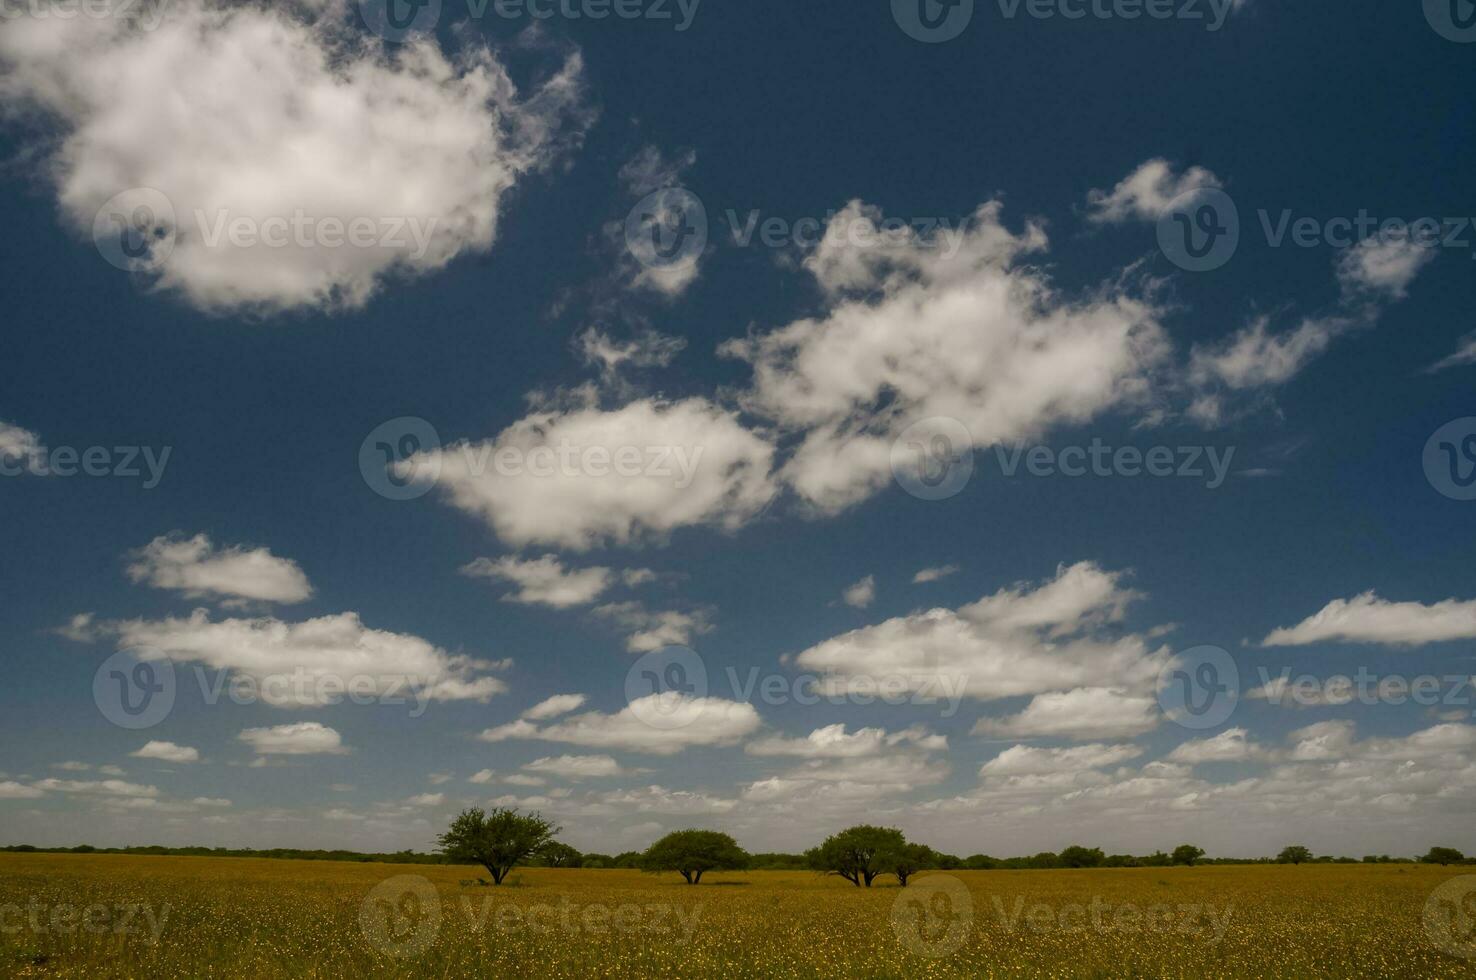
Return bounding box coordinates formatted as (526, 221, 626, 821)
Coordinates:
(1, 854, 1474, 978)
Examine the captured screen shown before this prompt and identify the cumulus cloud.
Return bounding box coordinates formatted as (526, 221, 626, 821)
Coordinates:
(794, 562, 1168, 705)
(113, 610, 506, 707)
(461, 555, 616, 608)
(477, 693, 760, 755)
(1166, 728, 1265, 764)
(1085, 158, 1223, 223)
(0, 0, 587, 314)
(402, 397, 777, 550)
(523, 754, 626, 779)
(971, 686, 1160, 740)
(577, 327, 687, 382)
(31, 778, 157, 797)
(841, 575, 875, 609)
(0, 781, 45, 799)
(723, 200, 1167, 513)
(912, 565, 960, 584)
(238, 722, 347, 756)
(406, 792, 445, 806)
(592, 602, 713, 653)
(1427, 331, 1476, 374)
(55, 612, 101, 643)
(1337, 236, 1437, 300)
(746, 724, 945, 759)
(130, 740, 200, 763)
(0, 421, 45, 470)
(979, 742, 1144, 777)
(127, 533, 312, 604)
(1263, 591, 1476, 647)
(522, 694, 588, 721)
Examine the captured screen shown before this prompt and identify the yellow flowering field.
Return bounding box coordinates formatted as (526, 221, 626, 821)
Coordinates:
(1, 853, 1474, 978)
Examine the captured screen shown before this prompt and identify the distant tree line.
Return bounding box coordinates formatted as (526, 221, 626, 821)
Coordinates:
(6, 824, 1469, 878)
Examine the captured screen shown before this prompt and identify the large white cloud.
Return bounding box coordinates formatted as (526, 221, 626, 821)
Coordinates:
(127, 533, 312, 604)
(0, 0, 586, 313)
(979, 742, 1144, 776)
(972, 686, 1160, 741)
(403, 397, 777, 550)
(477, 693, 760, 755)
(793, 562, 1169, 704)
(722, 200, 1168, 513)
(745, 723, 945, 759)
(1263, 590, 1476, 647)
(114, 610, 506, 706)
(461, 555, 615, 609)
(239, 721, 347, 755)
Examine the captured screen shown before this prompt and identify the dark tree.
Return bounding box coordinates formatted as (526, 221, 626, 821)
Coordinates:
(1060, 845, 1106, 868)
(1277, 845, 1313, 865)
(1172, 844, 1206, 866)
(806, 826, 906, 887)
(881, 843, 937, 887)
(1423, 847, 1466, 866)
(436, 807, 560, 885)
(538, 842, 583, 868)
(641, 830, 749, 884)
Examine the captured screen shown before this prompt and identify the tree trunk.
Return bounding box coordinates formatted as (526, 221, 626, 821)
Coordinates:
(692, 870, 704, 884)
(486, 864, 506, 885)
(680, 870, 693, 884)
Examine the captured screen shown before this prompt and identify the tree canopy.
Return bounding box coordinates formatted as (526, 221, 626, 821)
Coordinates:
(806, 825, 906, 887)
(436, 808, 560, 885)
(641, 829, 749, 884)
(1277, 845, 1313, 865)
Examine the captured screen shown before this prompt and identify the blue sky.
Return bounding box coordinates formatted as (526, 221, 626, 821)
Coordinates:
(1, 0, 1474, 858)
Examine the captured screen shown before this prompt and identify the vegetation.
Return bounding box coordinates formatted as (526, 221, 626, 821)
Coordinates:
(640, 830, 749, 884)
(435, 808, 559, 885)
(806, 825, 906, 887)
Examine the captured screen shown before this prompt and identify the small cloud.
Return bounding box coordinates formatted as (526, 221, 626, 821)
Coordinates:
(130, 741, 200, 764)
(912, 565, 959, 585)
(842, 575, 876, 609)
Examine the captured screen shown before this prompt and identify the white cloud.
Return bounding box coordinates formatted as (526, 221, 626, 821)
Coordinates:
(0, 0, 587, 313)
(239, 722, 347, 756)
(841, 575, 875, 609)
(723, 200, 1167, 513)
(0, 781, 45, 799)
(407, 792, 445, 806)
(0, 421, 45, 470)
(478, 694, 760, 755)
(1263, 591, 1476, 647)
(1427, 331, 1476, 374)
(979, 742, 1144, 776)
(1337, 236, 1436, 300)
(1166, 728, 1265, 764)
(578, 327, 686, 381)
(503, 774, 547, 787)
(523, 755, 626, 779)
(746, 724, 945, 759)
(1086, 158, 1223, 223)
(469, 769, 495, 784)
(403, 397, 777, 550)
(972, 687, 1160, 740)
(31, 778, 157, 797)
(114, 609, 506, 707)
(55, 612, 101, 643)
(461, 555, 614, 608)
(912, 565, 959, 584)
(191, 797, 231, 807)
(794, 562, 1167, 704)
(522, 694, 588, 721)
(127, 533, 312, 604)
(593, 602, 712, 653)
(130, 740, 200, 763)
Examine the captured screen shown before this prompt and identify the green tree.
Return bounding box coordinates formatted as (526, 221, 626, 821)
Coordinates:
(1423, 847, 1466, 866)
(538, 841, 583, 868)
(1277, 845, 1313, 865)
(1060, 845, 1106, 868)
(641, 830, 749, 884)
(880, 842, 936, 887)
(1172, 844, 1205, 866)
(436, 807, 560, 885)
(806, 826, 905, 887)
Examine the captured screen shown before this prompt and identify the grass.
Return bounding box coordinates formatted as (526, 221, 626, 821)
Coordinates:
(1, 853, 1474, 977)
